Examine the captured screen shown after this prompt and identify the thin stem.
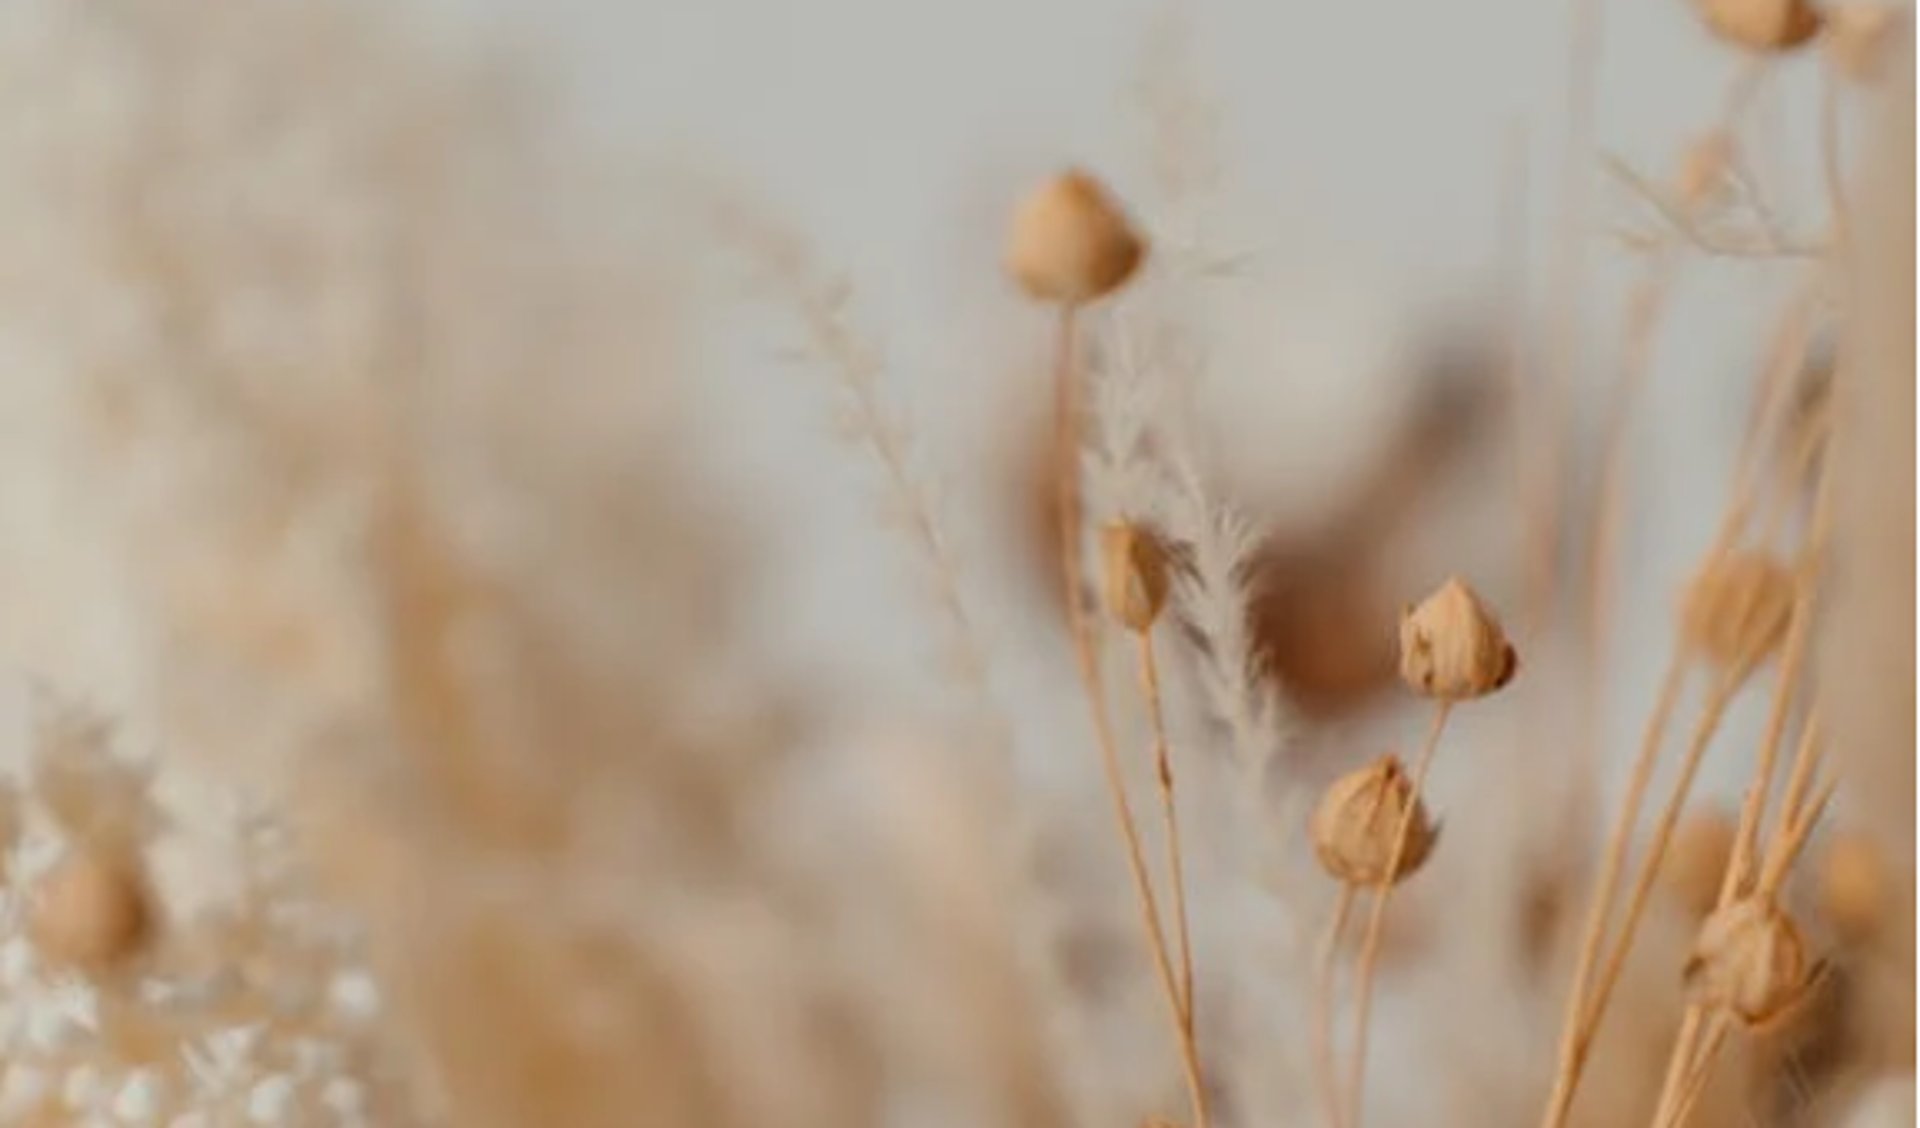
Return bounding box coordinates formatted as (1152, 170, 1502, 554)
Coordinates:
(1313, 885, 1357, 1128)
(1344, 701, 1452, 1128)
(1660, 1011, 1733, 1128)
(1652, 1007, 1710, 1128)
(1136, 629, 1196, 1025)
(1578, 656, 1756, 1040)
(1577, 253, 1677, 844)
(1758, 774, 1837, 897)
(1772, 709, 1826, 854)
(1719, 581, 1819, 904)
(1526, 0, 1607, 640)
(1050, 306, 1210, 1128)
(1541, 653, 1689, 1127)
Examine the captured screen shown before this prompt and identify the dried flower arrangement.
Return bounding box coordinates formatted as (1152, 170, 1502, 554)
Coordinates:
(0, 0, 1907, 1126)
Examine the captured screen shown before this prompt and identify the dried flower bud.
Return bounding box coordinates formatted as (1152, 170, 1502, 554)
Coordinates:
(1397, 576, 1517, 700)
(30, 849, 151, 971)
(1695, 0, 1824, 51)
(1681, 551, 1796, 668)
(1685, 896, 1814, 1026)
(1310, 755, 1437, 886)
(1678, 132, 1738, 212)
(1819, 830, 1890, 941)
(1100, 522, 1170, 632)
(1825, 5, 1901, 82)
(1663, 810, 1738, 916)
(1005, 170, 1145, 304)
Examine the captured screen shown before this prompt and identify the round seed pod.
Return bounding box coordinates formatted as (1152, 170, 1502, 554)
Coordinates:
(1005, 170, 1145, 305)
(1100, 522, 1171, 632)
(1825, 5, 1901, 82)
(1819, 830, 1891, 941)
(1397, 576, 1517, 700)
(1695, 0, 1824, 51)
(1681, 551, 1796, 669)
(1684, 896, 1814, 1026)
(1663, 810, 1738, 917)
(30, 848, 152, 971)
(1310, 755, 1437, 886)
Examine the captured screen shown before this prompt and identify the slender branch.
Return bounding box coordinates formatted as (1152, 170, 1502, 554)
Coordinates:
(1659, 1011, 1733, 1128)
(1578, 655, 1756, 1039)
(1313, 885, 1357, 1128)
(1541, 653, 1689, 1126)
(1757, 773, 1837, 897)
(1137, 629, 1196, 1025)
(1344, 702, 1452, 1127)
(1772, 709, 1827, 854)
(1050, 306, 1209, 1128)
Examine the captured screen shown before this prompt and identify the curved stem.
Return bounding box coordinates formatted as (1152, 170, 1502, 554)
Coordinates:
(1051, 306, 1209, 1128)
(1137, 629, 1196, 1025)
(1343, 701, 1452, 1127)
(1313, 884, 1357, 1128)
(1578, 657, 1754, 1040)
(1540, 649, 1689, 1126)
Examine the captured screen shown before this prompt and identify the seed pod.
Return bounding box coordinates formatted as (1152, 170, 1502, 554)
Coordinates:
(1825, 5, 1901, 82)
(1397, 576, 1517, 700)
(1695, 0, 1824, 52)
(1310, 755, 1438, 886)
(1663, 810, 1738, 917)
(1100, 522, 1170, 632)
(30, 848, 152, 971)
(1681, 551, 1796, 668)
(1819, 830, 1890, 941)
(1685, 896, 1814, 1026)
(1005, 170, 1145, 305)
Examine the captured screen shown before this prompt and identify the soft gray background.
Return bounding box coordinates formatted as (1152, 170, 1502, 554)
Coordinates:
(476, 0, 1838, 803)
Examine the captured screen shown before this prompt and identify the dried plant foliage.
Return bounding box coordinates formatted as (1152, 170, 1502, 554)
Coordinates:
(0, 1, 1906, 1127)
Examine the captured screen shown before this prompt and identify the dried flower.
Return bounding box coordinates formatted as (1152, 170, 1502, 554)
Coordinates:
(1310, 755, 1437, 886)
(1819, 830, 1890, 941)
(1694, 0, 1825, 51)
(1825, 5, 1901, 81)
(1684, 896, 1815, 1025)
(1397, 576, 1517, 700)
(1663, 810, 1738, 916)
(1680, 550, 1796, 668)
(1005, 169, 1145, 304)
(1100, 522, 1171, 632)
(29, 849, 151, 971)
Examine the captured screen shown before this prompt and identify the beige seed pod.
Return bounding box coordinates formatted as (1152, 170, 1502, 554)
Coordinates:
(1695, 0, 1825, 51)
(1663, 809, 1738, 916)
(1825, 5, 1901, 82)
(1684, 896, 1814, 1025)
(1397, 576, 1518, 700)
(1100, 522, 1170, 632)
(30, 849, 152, 971)
(1819, 830, 1891, 941)
(1310, 755, 1438, 886)
(1680, 550, 1797, 668)
(1005, 169, 1145, 305)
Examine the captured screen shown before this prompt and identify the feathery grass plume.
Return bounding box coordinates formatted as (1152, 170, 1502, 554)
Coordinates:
(692, 178, 1005, 751)
(0, 4, 1080, 1127)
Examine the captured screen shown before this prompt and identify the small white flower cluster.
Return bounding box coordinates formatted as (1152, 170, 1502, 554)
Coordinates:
(0, 695, 415, 1127)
